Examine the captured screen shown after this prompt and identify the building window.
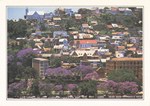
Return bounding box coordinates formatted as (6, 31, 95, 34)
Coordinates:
(40, 67, 44, 70)
(133, 61, 136, 64)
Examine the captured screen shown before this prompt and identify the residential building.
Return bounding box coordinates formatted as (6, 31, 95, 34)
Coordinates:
(82, 23, 89, 28)
(53, 17, 61, 21)
(107, 24, 113, 29)
(73, 33, 94, 40)
(98, 47, 109, 52)
(106, 8, 119, 15)
(44, 12, 54, 19)
(54, 44, 64, 50)
(91, 7, 101, 15)
(118, 8, 133, 15)
(64, 8, 74, 16)
(59, 38, 68, 44)
(74, 40, 97, 48)
(70, 49, 99, 58)
(117, 46, 125, 51)
(111, 23, 119, 28)
(70, 49, 100, 66)
(53, 31, 69, 38)
(91, 21, 98, 26)
(74, 14, 82, 19)
(115, 51, 125, 58)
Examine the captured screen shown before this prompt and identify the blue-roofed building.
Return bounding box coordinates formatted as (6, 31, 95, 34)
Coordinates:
(63, 40, 68, 46)
(25, 8, 45, 22)
(124, 10, 133, 15)
(25, 8, 54, 22)
(44, 12, 54, 19)
(64, 9, 74, 16)
(119, 8, 133, 16)
(53, 31, 69, 38)
(106, 10, 118, 15)
(74, 40, 97, 48)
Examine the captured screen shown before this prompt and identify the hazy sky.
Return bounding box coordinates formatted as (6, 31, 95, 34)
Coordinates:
(7, 6, 94, 20)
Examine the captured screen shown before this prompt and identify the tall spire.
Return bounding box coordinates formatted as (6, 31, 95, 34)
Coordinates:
(25, 8, 29, 16)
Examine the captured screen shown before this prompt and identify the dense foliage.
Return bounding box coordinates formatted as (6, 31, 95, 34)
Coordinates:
(97, 80, 139, 96)
(8, 19, 28, 39)
(79, 80, 97, 98)
(108, 69, 137, 82)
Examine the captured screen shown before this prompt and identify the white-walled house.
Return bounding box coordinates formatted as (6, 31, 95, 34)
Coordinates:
(115, 51, 125, 58)
(98, 47, 109, 53)
(70, 49, 97, 57)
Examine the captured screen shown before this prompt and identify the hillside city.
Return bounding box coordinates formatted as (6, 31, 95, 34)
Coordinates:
(8, 7, 143, 99)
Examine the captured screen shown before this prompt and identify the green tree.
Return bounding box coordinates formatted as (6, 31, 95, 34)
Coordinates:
(23, 67, 38, 79)
(78, 8, 92, 17)
(30, 79, 40, 97)
(79, 80, 97, 98)
(124, 50, 134, 57)
(100, 14, 116, 24)
(28, 40, 35, 48)
(8, 19, 28, 39)
(70, 87, 78, 98)
(106, 43, 115, 54)
(40, 23, 47, 31)
(108, 69, 137, 82)
(61, 56, 80, 63)
(54, 8, 65, 17)
(18, 39, 27, 49)
(49, 56, 61, 68)
(8, 62, 18, 83)
(15, 65, 25, 80)
(39, 83, 54, 98)
(93, 24, 106, 31)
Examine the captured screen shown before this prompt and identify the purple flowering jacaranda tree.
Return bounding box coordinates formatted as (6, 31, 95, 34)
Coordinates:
(54, 84, 63, 91)
(97, 80, 118, 95)
(118, 81, 139, 95)
(71, 65, 94, 79)
(16, 48, 39, 66)
(84, 71, 99, 80)
(8, 55, 14, 64)
(45, 67, 72, 77)
(8, 80, 27, 98)
(38, 82, 54, 97)
(67, 84, 78, 98)
(67, 84, 78, 91)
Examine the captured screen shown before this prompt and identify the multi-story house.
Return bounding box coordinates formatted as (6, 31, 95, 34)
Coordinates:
(74, 40, 97, 48)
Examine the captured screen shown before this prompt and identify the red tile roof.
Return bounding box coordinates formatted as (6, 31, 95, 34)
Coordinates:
(82, 24, 89, 28)
(128, 48, 136, 51)
(78, 40, 97, 44)
(107, 25, 113, 29)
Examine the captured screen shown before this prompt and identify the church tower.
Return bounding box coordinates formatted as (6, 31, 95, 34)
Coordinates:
(24, 8, 29, 19)
(25, 8, 29, 16)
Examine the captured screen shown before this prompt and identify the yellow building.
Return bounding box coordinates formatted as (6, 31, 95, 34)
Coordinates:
(32, 58, 49, 78)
